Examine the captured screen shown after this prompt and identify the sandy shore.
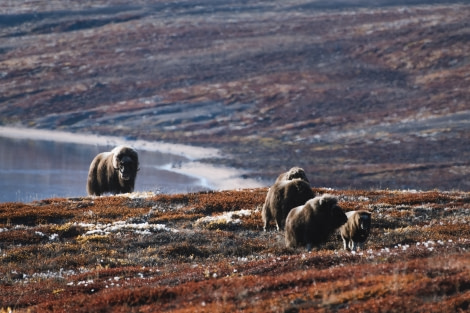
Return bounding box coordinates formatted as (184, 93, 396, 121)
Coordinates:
(0, 126, 220, 160)
(0, 126, 265, 192)
(165, 161, 265, 191)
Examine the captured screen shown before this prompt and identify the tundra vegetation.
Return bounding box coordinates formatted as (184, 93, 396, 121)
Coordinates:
(1, 188, 470, 312)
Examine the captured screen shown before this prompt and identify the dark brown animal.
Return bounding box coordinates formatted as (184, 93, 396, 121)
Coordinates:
(274, 167, 310, 184)
(87, 145, 139, 196)
(340, 210, 372, 251)
(262, 179, 315, 231)
(285, 194, 347, 251)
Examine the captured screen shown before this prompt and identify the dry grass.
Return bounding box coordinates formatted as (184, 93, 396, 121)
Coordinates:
(1, 188, 470, 312)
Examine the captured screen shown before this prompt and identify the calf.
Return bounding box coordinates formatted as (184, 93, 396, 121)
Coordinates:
(340, 210, 372, 251)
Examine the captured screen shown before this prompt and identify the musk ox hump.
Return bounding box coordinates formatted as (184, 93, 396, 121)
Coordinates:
(275, 166, 309, 183)
(314, 194, 338, 211)
(111, 145, 139, 168)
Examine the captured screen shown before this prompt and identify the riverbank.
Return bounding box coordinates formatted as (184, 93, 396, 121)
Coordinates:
(0, 126, 220, 160)
(0, 126, 265, 202)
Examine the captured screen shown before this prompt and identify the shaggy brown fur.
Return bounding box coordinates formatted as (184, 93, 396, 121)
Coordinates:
(274, 167, 310, 183)
(285, 194, 347, 251)
(87, 146, 139, 196)
(262, 179, 314, 231)
(340, 210, 372, 251)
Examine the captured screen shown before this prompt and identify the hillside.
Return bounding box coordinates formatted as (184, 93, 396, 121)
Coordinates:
(1, 188, 470, 311)
(2, 1, 470, 311)
(1, 0, 469, 190)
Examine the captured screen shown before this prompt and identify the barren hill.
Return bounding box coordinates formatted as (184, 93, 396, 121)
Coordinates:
(1, 0, 469, 190)
(1, 188, 470, 311)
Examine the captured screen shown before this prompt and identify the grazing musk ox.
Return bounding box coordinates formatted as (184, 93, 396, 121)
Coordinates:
(340, 210, 372, 251)
(285, 194, 348, 251)
(87, 145, 139, 196)
(262, 179, 315, 231)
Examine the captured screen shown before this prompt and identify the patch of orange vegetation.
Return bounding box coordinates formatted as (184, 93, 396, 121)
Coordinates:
(1, 188, 470, 311)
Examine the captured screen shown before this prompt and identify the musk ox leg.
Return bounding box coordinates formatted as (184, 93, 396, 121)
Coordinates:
(343, 238, 348, 250)
(285, 236, 296, 249)
(306, 243, 312, 252)
(275, 208, 285, 231)
(351, 241, 358, 252)
(285, 227, 297, 248)
(358, 242, 365, 251)
(263, 222, 269, 232)
(262, 204, 270, 232)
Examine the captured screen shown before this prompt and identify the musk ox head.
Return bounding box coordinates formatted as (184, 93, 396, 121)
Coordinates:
(111, 146, 139, 182)
(358, 211, 371, 232)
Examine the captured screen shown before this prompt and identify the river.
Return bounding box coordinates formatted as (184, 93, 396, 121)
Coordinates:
(0, 128, 264, 203)
(0, 136, 213, 202)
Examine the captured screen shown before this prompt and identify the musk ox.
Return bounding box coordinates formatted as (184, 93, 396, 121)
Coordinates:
(340, 210, 372, 251)
(285, 194, 348, 251)
(262, 178, 315, 231)
(275, 167, 310, 184)
(87, 145, 139, 196)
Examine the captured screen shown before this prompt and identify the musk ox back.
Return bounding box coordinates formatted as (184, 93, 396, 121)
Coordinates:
(340, 210, 372, 251)
(262, 179, 315, 231)
(285, 194, 347, 251)
(275, 167, 310, 184)
(87, 145, 139, 196)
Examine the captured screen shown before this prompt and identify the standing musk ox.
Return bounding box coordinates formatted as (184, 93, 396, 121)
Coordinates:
(274, 167, 310, 184)
(262, 167, 313, 231)
(340, 210, 372, 251)
(285, 194, 348, 251)
(87, 145, 139, 196)
(262, 179, 315, 231)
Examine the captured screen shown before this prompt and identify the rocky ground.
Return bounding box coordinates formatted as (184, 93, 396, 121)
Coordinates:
(1, 188, 470, 311)
(1, 0, 469, 191)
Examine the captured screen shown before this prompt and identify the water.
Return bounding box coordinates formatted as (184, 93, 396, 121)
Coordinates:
(0, 136, 209, 203)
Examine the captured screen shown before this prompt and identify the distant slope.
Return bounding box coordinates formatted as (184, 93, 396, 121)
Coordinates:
(0, 0, 469, 190)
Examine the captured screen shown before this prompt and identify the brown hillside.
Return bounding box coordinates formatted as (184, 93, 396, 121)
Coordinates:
(1, 188, 470, 312)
